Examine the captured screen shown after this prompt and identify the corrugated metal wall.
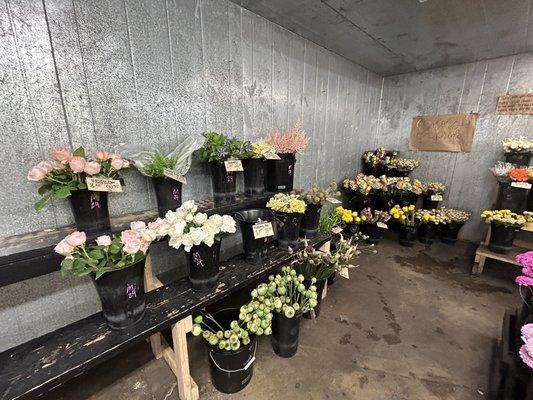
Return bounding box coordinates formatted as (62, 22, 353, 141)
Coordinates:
(377, 53, 533, 242)
(0, 0, 383, 350)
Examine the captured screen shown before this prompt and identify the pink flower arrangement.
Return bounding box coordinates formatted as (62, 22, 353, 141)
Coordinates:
(27, 146, 129, 211)
(265, 120, 309, 154)
(56, 220, 162, 278)
(520, 323, 533, 369)
(515, 251, 533, 287)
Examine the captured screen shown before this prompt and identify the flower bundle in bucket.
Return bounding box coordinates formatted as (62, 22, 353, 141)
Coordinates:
(491, 162, 531, 212)
(28, 146, 129, 234)
(158, 200, 236, 290)
(414, 208, 446, 245)
(360, 207, 391, 245)
(199, 132, 244, 203)
(292, 181, 340, 237)
(238, 140, 276, 196)
(502, 136, 533, 166)
(264, 120, 308, 191)
(342, 174, 385, 211)
(55, 220, 161, 329)
(387, 157, 420, 177)
(388, 177, 423, 208)
(438, 207, 470, 245)
(422, 181, 446, 209)
(390, 204, 417, 247)
(481, 209, 532, 254)
(335, 206, 364, 237)
(361, 147, 397, 176)
(266, 193, 306, 250)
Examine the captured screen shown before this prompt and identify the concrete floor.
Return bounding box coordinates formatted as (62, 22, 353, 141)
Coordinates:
(43, 234, 521, 400)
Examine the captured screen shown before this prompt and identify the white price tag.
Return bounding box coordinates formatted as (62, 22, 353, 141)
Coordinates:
(163, 168, 187, 184)
(339, 267, 350, 279)
(430, 194, 443, 201)
(264, 152, 281, 160)
(86, 177, 123, 192)
(252, 222, 274, 239)
(377, 222, 388, 229)
(511, 181, 532, 189)
(224, 159, 243, 172)
(327, 197, 342, 204)
(331, 226, 343, 234)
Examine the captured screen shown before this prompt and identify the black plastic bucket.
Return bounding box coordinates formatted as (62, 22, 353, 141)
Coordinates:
(235, 209, 276, 264)
(398, 225, 417, 247)
(362, 223, 384, 245)
(327, 271, 337, 286)
(418, 223, 438, 244)
(152, 177, 182, 217)
(440, 222, 464, 244)
(188, 240, 221, 291)
(92, 259, 146, 330)
(69, 189, 111, 235)
(242, 158, 265, 197)
(375, 193, 393, 211)
(271, 312, 302, 358)
(303, 279, 326, 319)
(207, 308, 257, 394)
(209, 161, 237, 203)
(489, 222, 519, 254)
(265, 153, 296, 191)
(497, 182, 529, 213)
(393, 192, 418, 208)
(343, 224, 360, 237)
(422, 194, 441, 210)
(348, 192, 372, 212)
(387, 168, 410, 178)
(275, 212, 303, 250)
(505, 152, 531, 166)
(300, 203, 322, 238)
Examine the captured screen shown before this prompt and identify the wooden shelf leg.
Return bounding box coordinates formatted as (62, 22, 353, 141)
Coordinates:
(143, 254, 164, 360)
(471, 255, 486, 275)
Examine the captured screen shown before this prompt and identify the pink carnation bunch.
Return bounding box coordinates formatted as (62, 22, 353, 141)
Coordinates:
(55, 220, 162, 278)
(27, 146, 129, 211)
(265, 120, 309, 154)
(520, 323, 533, 369)
(515, 251, 533, 287)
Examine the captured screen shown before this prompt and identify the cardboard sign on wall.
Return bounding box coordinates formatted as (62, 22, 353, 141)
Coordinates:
(410, 113, 478, 153)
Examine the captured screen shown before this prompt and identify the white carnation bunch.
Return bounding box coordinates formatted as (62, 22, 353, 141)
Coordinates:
(158, 200, 236, 251)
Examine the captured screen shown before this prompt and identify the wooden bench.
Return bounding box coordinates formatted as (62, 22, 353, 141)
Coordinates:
(0, 195, 330, 400)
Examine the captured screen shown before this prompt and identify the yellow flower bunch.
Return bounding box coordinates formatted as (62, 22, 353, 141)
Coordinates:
(251, 141, 276, 158)
(481, 209, 532, 228)
(390, 204, 416, 226)
(335, 206, 365, 224)
(266, 193, 306, 214)
(414, 209, 441, 224)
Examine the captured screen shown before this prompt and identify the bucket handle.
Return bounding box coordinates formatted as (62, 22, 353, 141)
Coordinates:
(208, 341, 257, 373)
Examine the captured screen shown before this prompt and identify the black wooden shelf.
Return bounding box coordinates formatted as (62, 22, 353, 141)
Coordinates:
(0, 194, 273, 287)
(0, 234, 329, 400)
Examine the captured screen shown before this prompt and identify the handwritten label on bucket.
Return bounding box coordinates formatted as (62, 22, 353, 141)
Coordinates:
(430, 194, 443, 201)
(339, 267, 350, 279)
(163, 168, 187, 184)
(327, 197, 342, 204)
(511, 181, 532, 190)
(377, 222, 388, 229)
(224, 159, 243, 172)
(253, 222, 274, 239)
(331, 226, 344, 234)
(86, 177, 122, 192)
(264, 152, 281, 160)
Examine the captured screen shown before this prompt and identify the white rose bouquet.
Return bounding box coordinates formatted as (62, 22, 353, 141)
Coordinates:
(158, 200, 236, 252)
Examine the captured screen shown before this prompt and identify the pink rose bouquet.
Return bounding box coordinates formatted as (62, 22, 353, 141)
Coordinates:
(28, 146, 129, 211)
(55, 220, 161, 278)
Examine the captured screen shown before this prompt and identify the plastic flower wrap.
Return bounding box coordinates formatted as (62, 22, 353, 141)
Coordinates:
(28, 146, 130, 211)
(362, 147, 395, 167)
(509, 167, 530, 182)
(415, 209, 446, 225)
(480, 209, 532, 228)
(117, 134, 205, 178)
(198, 132, 243, 162)
(389, 158, 420, 172)
(266, 193, 306, 213)
(55, 220, 161, 278)
(265, 120, 308, 154)
(343, 174, 384, 194)
(519, 324, 533, 370)
(360, 207, 391, 224)
(292, 181, 340, 205)
(159, 200, 236, 252)
(390, 204, 416, 226)
(319, 209, 343, 235)
(502, 136, 533, 154)
(336, 206, 364, 225)
(490, 161, 514, 183)
(423, 182, 446, 195)
(439, 207, 471, 224)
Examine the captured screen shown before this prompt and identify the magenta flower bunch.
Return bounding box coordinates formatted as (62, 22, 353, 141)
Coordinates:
(519, 323, 533, 369)
(515, 251, 533, 287)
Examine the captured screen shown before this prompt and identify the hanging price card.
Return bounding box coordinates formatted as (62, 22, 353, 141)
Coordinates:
(163, 168, 187, 184)
(377, 222, 388, 229)
(224, 159, 243, 172)
(331, 226, 344, 234)
(86, 177, 123, 192)
(264, 152, 281, 160)
(327, 197, 342, 204)
(339, 267, 350, 279)
(511, 182, 532, 189)
(252, 222, 274, 239)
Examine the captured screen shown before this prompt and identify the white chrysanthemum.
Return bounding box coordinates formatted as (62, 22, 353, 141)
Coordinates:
(221, 215, 236, 233)
(189, 227, 207, 246)
(193, 212, 208, 225)
(209, 214, 223, 227)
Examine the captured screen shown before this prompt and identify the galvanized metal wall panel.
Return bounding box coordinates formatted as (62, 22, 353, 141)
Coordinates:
(377, 54, 533, 242)
(0, 0, 383, 350)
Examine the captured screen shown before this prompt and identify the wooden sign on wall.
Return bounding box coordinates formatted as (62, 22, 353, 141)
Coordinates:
(497, 94, 533, 115)
(410, 113, 478, 153)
